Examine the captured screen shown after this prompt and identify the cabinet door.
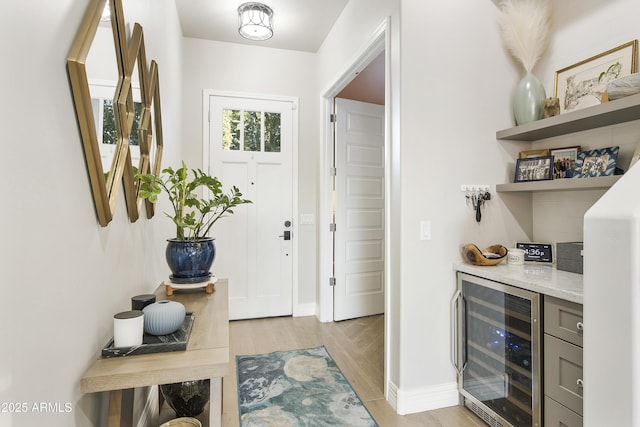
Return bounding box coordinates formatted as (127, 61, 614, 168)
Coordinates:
(544, 296, 583, 347)
(544, 334, 583, 415)
(545, 396, 583, 427)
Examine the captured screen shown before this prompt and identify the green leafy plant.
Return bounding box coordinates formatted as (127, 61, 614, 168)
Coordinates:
(136, 162, 251, 240)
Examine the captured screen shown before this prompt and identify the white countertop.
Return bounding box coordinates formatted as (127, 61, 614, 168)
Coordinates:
(454, 262, 583, 304)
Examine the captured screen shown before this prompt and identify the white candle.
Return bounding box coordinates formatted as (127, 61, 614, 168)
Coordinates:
(113, 310, 144, 347)
(507, 248, 525, 265)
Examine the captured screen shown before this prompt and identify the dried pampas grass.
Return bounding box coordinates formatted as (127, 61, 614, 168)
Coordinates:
(497, 0, 552, 72)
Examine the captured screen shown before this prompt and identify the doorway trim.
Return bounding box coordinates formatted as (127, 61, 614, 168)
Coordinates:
(319, 19, 389, 319)
(318, 15, 391, 391)
(202, 89, 301, 315)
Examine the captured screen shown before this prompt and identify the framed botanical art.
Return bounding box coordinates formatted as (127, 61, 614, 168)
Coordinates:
(550, 146, 580, 179)
(574, 146, 619, 178)
(515, 156, 554, 183)
(554, 40, 638, 114)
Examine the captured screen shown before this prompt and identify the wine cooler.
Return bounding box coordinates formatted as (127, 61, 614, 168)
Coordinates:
(452, 272, 541, 427)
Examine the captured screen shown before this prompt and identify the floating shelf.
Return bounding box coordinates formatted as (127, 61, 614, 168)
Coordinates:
(496, 93, 640, 141)
(496, 176, 622, 193)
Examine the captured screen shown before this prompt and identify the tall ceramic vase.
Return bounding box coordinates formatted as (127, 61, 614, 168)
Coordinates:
(513, 72, 546, 125)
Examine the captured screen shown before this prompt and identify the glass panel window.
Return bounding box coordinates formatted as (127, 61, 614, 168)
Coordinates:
(264, 112, 281, 152)
(220, 108, 282, 153)
(244, 110, 261, 152)
(222, 109, 241, 150)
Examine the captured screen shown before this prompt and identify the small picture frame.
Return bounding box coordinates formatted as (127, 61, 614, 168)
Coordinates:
(514, 156, 554, 183)
(519, 149, 550, 159)
(574, 146, 619, 178)
(554, 40, 638, 114)
(550, 146, 580, 179)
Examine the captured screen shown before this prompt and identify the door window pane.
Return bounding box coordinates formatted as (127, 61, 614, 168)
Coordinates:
(221, 108, 282, 153)
(264, 112, 281, 152)
(244, 111, 261, 152)
(222, 109, 241, 150)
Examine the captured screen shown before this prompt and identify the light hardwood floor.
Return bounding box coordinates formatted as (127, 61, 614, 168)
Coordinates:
(222, 314, 486, 427)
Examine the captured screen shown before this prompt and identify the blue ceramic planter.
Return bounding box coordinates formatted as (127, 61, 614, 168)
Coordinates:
(166, 238, 215, 283)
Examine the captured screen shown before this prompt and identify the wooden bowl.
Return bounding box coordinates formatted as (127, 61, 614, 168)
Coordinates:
(462, 243, 508, 266)
(160, 418, 202, 427)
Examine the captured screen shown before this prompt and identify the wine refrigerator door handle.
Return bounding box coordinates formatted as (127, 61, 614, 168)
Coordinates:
(461, 294, 468, 373)
(450, 289, 463, 375)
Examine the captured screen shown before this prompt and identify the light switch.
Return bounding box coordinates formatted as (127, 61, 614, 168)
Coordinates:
(420, 220, 431, 241)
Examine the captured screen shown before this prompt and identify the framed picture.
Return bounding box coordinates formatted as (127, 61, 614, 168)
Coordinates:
(515, 156, 554, 183)
(550, 146, 580, 179)
(554, 40, 638, 114)
(519, 149, 549, 159)
(574, 146, 619, 178)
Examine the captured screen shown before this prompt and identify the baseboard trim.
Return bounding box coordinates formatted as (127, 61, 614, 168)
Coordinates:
(388, 380, 459, 415)
(137, 386, 159, 427)
(386, 380, 399, 411)
(293, 303, 315, 317)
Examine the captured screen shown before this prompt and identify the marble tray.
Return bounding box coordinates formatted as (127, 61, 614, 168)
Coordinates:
(101, 312, 195, 358)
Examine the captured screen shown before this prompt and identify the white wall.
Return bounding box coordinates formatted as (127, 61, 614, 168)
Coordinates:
(180, 39, 319, 309)
(0, 1, 183, 426)
(395, 0, 525, 411)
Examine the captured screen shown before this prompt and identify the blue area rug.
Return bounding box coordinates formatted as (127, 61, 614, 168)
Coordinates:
(236, 345, 379, 426)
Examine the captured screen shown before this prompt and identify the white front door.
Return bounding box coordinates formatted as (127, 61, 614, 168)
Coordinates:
(333, 98, 385, 321)
(208, 94, 294, 320)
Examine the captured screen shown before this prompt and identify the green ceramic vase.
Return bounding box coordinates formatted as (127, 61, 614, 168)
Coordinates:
(513, 72, 546, 125)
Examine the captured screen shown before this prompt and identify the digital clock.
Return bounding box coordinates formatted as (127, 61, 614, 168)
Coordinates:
(515, 242, 553, 263)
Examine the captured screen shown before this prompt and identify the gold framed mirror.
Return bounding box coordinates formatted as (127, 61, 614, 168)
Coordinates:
(67, 0, 162, 226)
(120, 24, 164, 219)
(119, 22, 146, 222)
(137, 59, 164, 218)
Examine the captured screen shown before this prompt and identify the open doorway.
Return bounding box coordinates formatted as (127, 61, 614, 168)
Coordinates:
(319, 22, 390, 401)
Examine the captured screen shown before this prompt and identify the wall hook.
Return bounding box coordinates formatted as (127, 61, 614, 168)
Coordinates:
(467, 190, 491, 222)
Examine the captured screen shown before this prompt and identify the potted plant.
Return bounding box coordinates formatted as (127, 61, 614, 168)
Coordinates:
(136, 162, 251, 283)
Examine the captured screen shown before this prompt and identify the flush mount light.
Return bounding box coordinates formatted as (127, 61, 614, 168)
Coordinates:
(238, 2, 273, 41)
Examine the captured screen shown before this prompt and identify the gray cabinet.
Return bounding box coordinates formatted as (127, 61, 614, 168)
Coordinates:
(544, 296, 584, 426)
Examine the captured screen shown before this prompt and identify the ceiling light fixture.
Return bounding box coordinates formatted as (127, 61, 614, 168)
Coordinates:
(238, 2, 273, 41)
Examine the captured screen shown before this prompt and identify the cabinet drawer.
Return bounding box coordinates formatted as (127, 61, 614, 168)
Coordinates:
(545, 396, 583, 427)
(544, 334, 583, 415)
(544, 296, 583, 347)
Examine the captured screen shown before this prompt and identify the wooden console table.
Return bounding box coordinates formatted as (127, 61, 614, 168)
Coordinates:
(81, 281, 229, 427)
